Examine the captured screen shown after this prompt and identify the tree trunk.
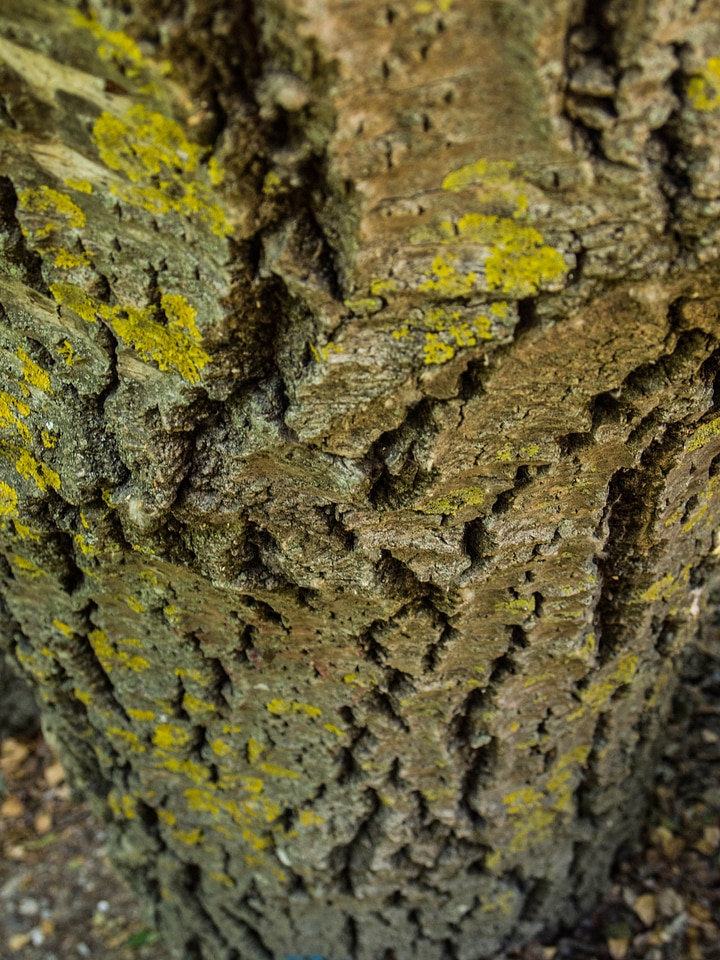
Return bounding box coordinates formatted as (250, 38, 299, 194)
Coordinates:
(1, 1, 720, 957)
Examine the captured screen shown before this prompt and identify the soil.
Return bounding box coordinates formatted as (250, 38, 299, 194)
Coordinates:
(1, 634, 718, 960)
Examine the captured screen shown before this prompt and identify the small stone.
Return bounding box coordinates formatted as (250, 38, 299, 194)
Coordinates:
(656, 887, 684, 919)
(18, 897, 40, 916)
(96, 900, 110, 913)
(633, 892, 656, 927)
(77, 944, 90, 957)
(608, 937, 629, 960)
(30, 927, 45, 946)
(8, 933, 31, 952)
(1, 796, 25, 818)
(34, 811, 53, 835)
(44, 760, 65, 787)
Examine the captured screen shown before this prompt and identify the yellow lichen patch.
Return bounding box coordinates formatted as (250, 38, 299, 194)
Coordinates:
(0, 391, 31, 443)
(161, 293, 201, 337)
(64, 178, 93, 194)
(442, 159, 518, 192)
(419, 486, 485, 516)
(128, 709, 156, 722)
(236, 776, 264, 795)
(479, 889, 517, 918)
(208, 871, 235, 887)
(545, 745, 591, 813)
(344, 297, 383, 315)
(502, 745, 590, 852)
(108, 790, 138, 820)
(50, 283, 99, 323)
(448, 322, 477, 348)
(415, 304, 498, 364)
(10, 554, 45, 578)
(456, 213, 567, 296)
(106, 727, 145, 752)
(74, 688, 93, 706)
(413, 0, 454, 12)
(640, 563, 692, 604)
(309, 341, 343, 363)
(92, 105, 231, 236)
(183, 693, 217, 714)
(70, 11, 146, 75)
(173, 827, 203, 845)
(153, 723, 192, 750)
(54, 248, 92, 269)
(157, 809, 177, 827)
(419, 253, 476, 296)
(53, 619, 74, 637)
(161, 757, 210, 784)
(210, 738, 232, 757)
(687, 414, 720, 452)
(208, 156, 225, 187)
(120, 595, 146, 613)
(324, 724, 344, 737)
(495, 595, 536, 614)
(257, 762, 301, 780)
(18, 186, 86, 240)
(183, 786, 284, 853)
(688, 57, 720, 112)
(50, 283, 211, 383)
(262, 170, 282, 195)
(88, 628, 150, 673)
(681, 475, 720, 534)
(406, 159, 569, 308)
(9, 518, 37, 540)
(298, 810, 324, 827)
(0, 480, 19, 516)
(104, 299, 212, 384)
(16, 349, 51, 393)
(573, 654, 639, 717)
(74, 532, 96, 556)
(369, 278, 400, 297)
(14, 450, 61, 492)
(247, 738, 265, 763)
(574, 632, 596, 662)
(41, 429, 58, 449)
(184, 787, 222, 817)
(266, 699, 322, 718)
(423, 332, 455, 365)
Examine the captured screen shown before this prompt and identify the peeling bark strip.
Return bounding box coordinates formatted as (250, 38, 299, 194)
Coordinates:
(1, 0, 720, 958)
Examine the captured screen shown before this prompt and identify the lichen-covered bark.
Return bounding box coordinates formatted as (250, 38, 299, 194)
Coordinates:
(1, 1, 720, 958)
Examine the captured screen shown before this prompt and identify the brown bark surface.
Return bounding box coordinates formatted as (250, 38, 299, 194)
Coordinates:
(1, 1, 720, 958)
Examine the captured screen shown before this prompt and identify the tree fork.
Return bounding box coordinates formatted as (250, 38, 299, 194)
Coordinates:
(1, 1, 720, 958)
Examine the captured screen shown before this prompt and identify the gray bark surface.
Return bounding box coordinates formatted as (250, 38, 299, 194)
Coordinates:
(1, 1, 720, 958)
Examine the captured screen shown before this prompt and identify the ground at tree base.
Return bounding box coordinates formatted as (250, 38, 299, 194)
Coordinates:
(0, 636, 718, 960)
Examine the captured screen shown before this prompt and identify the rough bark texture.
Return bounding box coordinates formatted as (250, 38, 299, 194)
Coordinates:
(1, 1, 720, 958)
(0, 652, 38, 738)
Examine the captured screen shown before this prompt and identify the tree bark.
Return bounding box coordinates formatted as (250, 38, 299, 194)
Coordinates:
(1, 1, 720, 957)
